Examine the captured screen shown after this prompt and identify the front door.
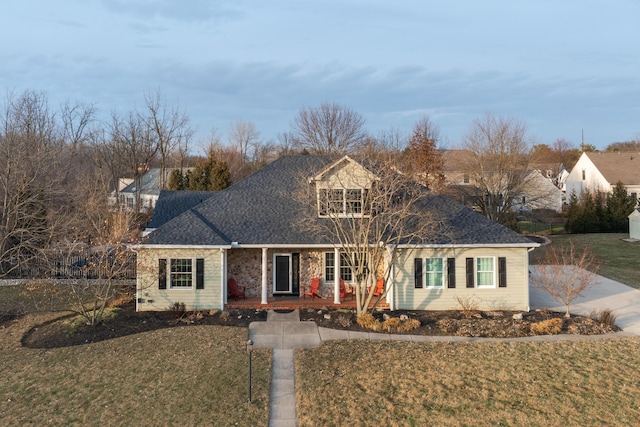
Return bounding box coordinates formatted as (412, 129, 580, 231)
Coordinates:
(274, 254, 292, 293)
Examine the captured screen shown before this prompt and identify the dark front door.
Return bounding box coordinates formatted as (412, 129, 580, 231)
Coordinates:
(274, 254, 291, 293)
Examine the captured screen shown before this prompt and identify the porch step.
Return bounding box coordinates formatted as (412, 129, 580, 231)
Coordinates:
(267, 310, 300, 322)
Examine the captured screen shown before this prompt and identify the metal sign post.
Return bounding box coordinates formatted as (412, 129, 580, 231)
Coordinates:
(246, 339, 253, 403)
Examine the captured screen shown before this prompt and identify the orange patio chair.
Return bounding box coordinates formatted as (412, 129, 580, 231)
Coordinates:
(369, 278, 385, 297)
(339, 278, 354, 300)
(227, 277, 246, 300)
(303, 277, 322, 299)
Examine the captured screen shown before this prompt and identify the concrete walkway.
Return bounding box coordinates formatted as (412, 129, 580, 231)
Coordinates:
(248, 310, 320, 427)
(248, 272, 640, 426)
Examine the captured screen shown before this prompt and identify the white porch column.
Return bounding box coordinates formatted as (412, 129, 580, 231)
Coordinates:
(221, 248, 227, 309)
(261, 247, 268, 304)
(334, 247, 340, 304)
(386, 247, 394, 311)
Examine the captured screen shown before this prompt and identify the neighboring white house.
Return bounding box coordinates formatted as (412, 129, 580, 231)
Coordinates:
(630, 209, 640, 240)
(565, 152, 640, 201)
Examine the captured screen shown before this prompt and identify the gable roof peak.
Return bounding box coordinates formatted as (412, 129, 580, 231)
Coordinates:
(311, 155, 378, 183)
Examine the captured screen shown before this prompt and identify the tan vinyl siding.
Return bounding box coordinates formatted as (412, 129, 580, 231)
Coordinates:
(393, 247, 530, 311)
(136, 248, 223, 311)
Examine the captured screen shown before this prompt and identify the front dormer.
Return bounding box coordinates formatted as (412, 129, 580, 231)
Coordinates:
(312, 156, 377, 218)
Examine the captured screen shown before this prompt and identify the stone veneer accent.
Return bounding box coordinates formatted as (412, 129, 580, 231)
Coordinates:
(226, 248, 336, 298)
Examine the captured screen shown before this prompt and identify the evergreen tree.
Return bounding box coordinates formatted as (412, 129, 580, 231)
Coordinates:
(167, 169, 186, 190)
(606, 181, 637, 232)
(581, 190, 599, 233)
(594, 191, 607, 232)
(186, 147, 232, 191)
(565, 191, 580, 233)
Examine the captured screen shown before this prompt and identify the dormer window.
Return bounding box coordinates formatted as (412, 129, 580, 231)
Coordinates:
(318, 188, 369, 217)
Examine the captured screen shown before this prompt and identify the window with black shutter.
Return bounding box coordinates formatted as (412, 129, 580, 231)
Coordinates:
(196, 258, 204, 289)
(466, 258, 474, 288)
(158, 259, 167, 289)
(498, 257, 507, 288)
(414, 258, 423, 288)
(447, 258, 456, 288)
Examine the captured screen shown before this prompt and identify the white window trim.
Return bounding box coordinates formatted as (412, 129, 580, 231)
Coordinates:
(424, 257, 445, 289)
(324, 251, 366, 284)
(317, 188, 369, 219)
(324, 252, 336, 283)
(169, 258, 194, 289)
(476, 256, 496, 288)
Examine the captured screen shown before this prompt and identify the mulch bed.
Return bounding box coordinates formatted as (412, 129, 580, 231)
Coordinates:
(12, 302, 619, 349)
(300, 307, 619, 337)
(18, 303, 267, 349)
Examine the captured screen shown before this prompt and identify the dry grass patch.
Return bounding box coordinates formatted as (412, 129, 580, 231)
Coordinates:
(296, 338, 640, 426)
(0, 313, 270, 426)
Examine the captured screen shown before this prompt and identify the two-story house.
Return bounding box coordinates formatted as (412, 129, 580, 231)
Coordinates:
(134, 155, 537, 312)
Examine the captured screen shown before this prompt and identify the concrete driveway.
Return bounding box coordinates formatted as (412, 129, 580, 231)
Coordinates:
(530, 265, 640, 335)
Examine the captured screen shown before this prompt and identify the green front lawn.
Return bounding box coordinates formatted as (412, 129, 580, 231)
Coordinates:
(529, 233, 640, 288)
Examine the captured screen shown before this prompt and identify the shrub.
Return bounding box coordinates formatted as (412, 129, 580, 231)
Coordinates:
(167, 302, 186, 313)
(381, 317, 401, 332)
(356, 313, 381, 331)
(454, 295, 480, 318)
(591, 308, 617, 328)
(336, 314, 352, 328)
(357, 313, 421, 333)
(530, 318, 563, 335)
(381, 317, 421, 333)
(219, 310, 230, 321)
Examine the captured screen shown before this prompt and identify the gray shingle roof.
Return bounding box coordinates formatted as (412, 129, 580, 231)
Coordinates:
(144, 155, 534, 247)
(147, 190, 217, 229)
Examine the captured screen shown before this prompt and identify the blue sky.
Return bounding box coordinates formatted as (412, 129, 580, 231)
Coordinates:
(2, 0, 639, 151)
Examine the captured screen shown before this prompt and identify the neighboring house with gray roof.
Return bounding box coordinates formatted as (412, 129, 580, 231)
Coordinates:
(565, 152, 640, 202)
(113, 168, 178, 212)
(135, 155, 538, 312)
(442, 150, 565, 213)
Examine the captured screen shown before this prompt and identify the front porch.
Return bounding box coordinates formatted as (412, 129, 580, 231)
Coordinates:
(226, 296, 390, 310)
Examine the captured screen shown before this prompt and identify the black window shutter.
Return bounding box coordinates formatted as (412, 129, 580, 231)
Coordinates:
(196, 258, 204, 289)
(292, 253, 300, 295)
(466, 258, 474, 288)
(158, 259, 167, 289)
(447, 258, 456, 288)
(414, 258, 423, 288)
(498, 257, 507, 288)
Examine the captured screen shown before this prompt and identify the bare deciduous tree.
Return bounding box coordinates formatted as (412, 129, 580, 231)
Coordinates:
(0, 90, 65, 275)
(109, 110, 159, 211)
(458, 113, 534, 225)
(55, 210, 136, 326)
(291, 102, 368, 155)
(531, 241, 600, 317)
(144, 90, 193, 189)
(295, 158, 437, 316)
(229, 119, 260, 167)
